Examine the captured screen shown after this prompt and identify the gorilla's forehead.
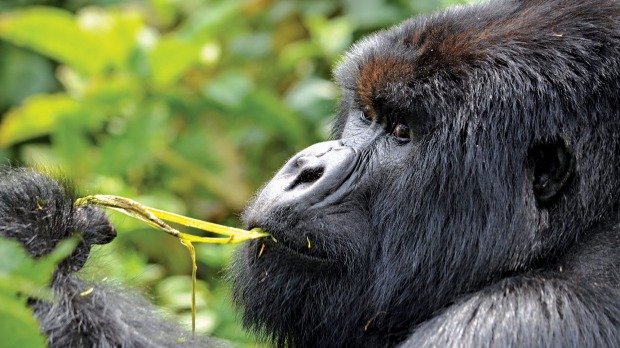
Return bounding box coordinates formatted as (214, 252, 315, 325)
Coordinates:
(334, 0, 620, 112)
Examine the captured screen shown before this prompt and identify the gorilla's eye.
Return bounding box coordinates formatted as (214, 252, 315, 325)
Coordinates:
(359, 108, 374, 123)
(392, 123, 411, 140)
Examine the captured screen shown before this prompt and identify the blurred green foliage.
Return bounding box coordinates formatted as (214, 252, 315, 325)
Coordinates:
(0, 237, 79, 347)
(0, 0, 468, 345)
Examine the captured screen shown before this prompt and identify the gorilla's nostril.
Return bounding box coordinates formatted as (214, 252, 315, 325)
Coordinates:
(290, 167, 325, 189)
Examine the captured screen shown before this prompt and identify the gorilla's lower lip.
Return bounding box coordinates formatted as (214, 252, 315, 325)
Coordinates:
(255, 237, 336, 264)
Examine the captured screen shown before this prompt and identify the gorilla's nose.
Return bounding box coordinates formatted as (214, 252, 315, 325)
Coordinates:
(288, 161, 325, 190)
(250, 141, 357, 213)
(283, 141, 355, 199)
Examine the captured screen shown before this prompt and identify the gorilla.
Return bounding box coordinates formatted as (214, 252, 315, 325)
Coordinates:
(2, 0, 620, 347)
(230, 0, 620, 346)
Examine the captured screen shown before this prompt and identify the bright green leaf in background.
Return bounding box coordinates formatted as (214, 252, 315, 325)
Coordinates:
(0, 94, 78, 147)
(0, 238, 78, 348)
(149, 37, 201, 87)
(0, 7, 108, 74)
(0, 45, 57, 108)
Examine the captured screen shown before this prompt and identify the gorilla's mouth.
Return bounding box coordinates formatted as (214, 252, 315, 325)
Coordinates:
(273, 241, 336, 263)
(251, 231, 336, 264)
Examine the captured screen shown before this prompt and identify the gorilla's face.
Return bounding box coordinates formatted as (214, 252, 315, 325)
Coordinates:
(235, 58, 534, 347)
(232, 0, 620, 347)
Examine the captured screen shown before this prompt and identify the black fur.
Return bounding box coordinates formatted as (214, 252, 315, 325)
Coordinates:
(232, 0, 620, 347)
(0, 168, 223, 347)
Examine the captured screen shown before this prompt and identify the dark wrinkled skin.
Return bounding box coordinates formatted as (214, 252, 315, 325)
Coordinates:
(231, 0, 620, 347)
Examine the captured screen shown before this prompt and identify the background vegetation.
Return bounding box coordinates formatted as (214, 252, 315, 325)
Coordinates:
(0, 0, 468, 345)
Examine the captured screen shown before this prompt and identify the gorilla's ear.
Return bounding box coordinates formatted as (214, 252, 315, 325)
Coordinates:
(528, 138, 574, 204)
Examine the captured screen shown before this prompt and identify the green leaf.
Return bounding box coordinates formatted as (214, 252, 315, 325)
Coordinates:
(175, 1, 243, 42)
(0, 94, 79, 148)
(148, 36, 200, 87)
(305, 16, 353, 57)
(0, 237, 79, 295)
(201, 70, 253, 108)
(0, 294, 47, 348)
(78, 7, 144, 71)
(0, 44, 57, 109)
(0, 7, 143, 75)
(0, 7, 108, 74)
(0, 238, 78, 348)
(97, 105, 169, 175)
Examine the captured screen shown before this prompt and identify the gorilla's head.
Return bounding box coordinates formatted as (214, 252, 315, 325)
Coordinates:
(232, 0, 620, 346)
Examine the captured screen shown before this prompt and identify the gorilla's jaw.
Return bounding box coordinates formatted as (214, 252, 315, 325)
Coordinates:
(230, 237, 385, 347)
(232, 189, 388, 346)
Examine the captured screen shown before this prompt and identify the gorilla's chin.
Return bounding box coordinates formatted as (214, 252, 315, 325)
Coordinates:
(230, 235, 379, 348)
(231, 203, 382, 346)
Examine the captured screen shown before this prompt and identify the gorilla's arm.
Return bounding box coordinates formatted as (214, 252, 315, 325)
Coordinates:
(32, 274, 208, 347)
(402, 230, 620, 347)
(0, 168, 223, 347)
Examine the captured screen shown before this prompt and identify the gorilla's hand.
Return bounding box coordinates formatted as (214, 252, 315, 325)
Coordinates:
(0, 168, 116, 272)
